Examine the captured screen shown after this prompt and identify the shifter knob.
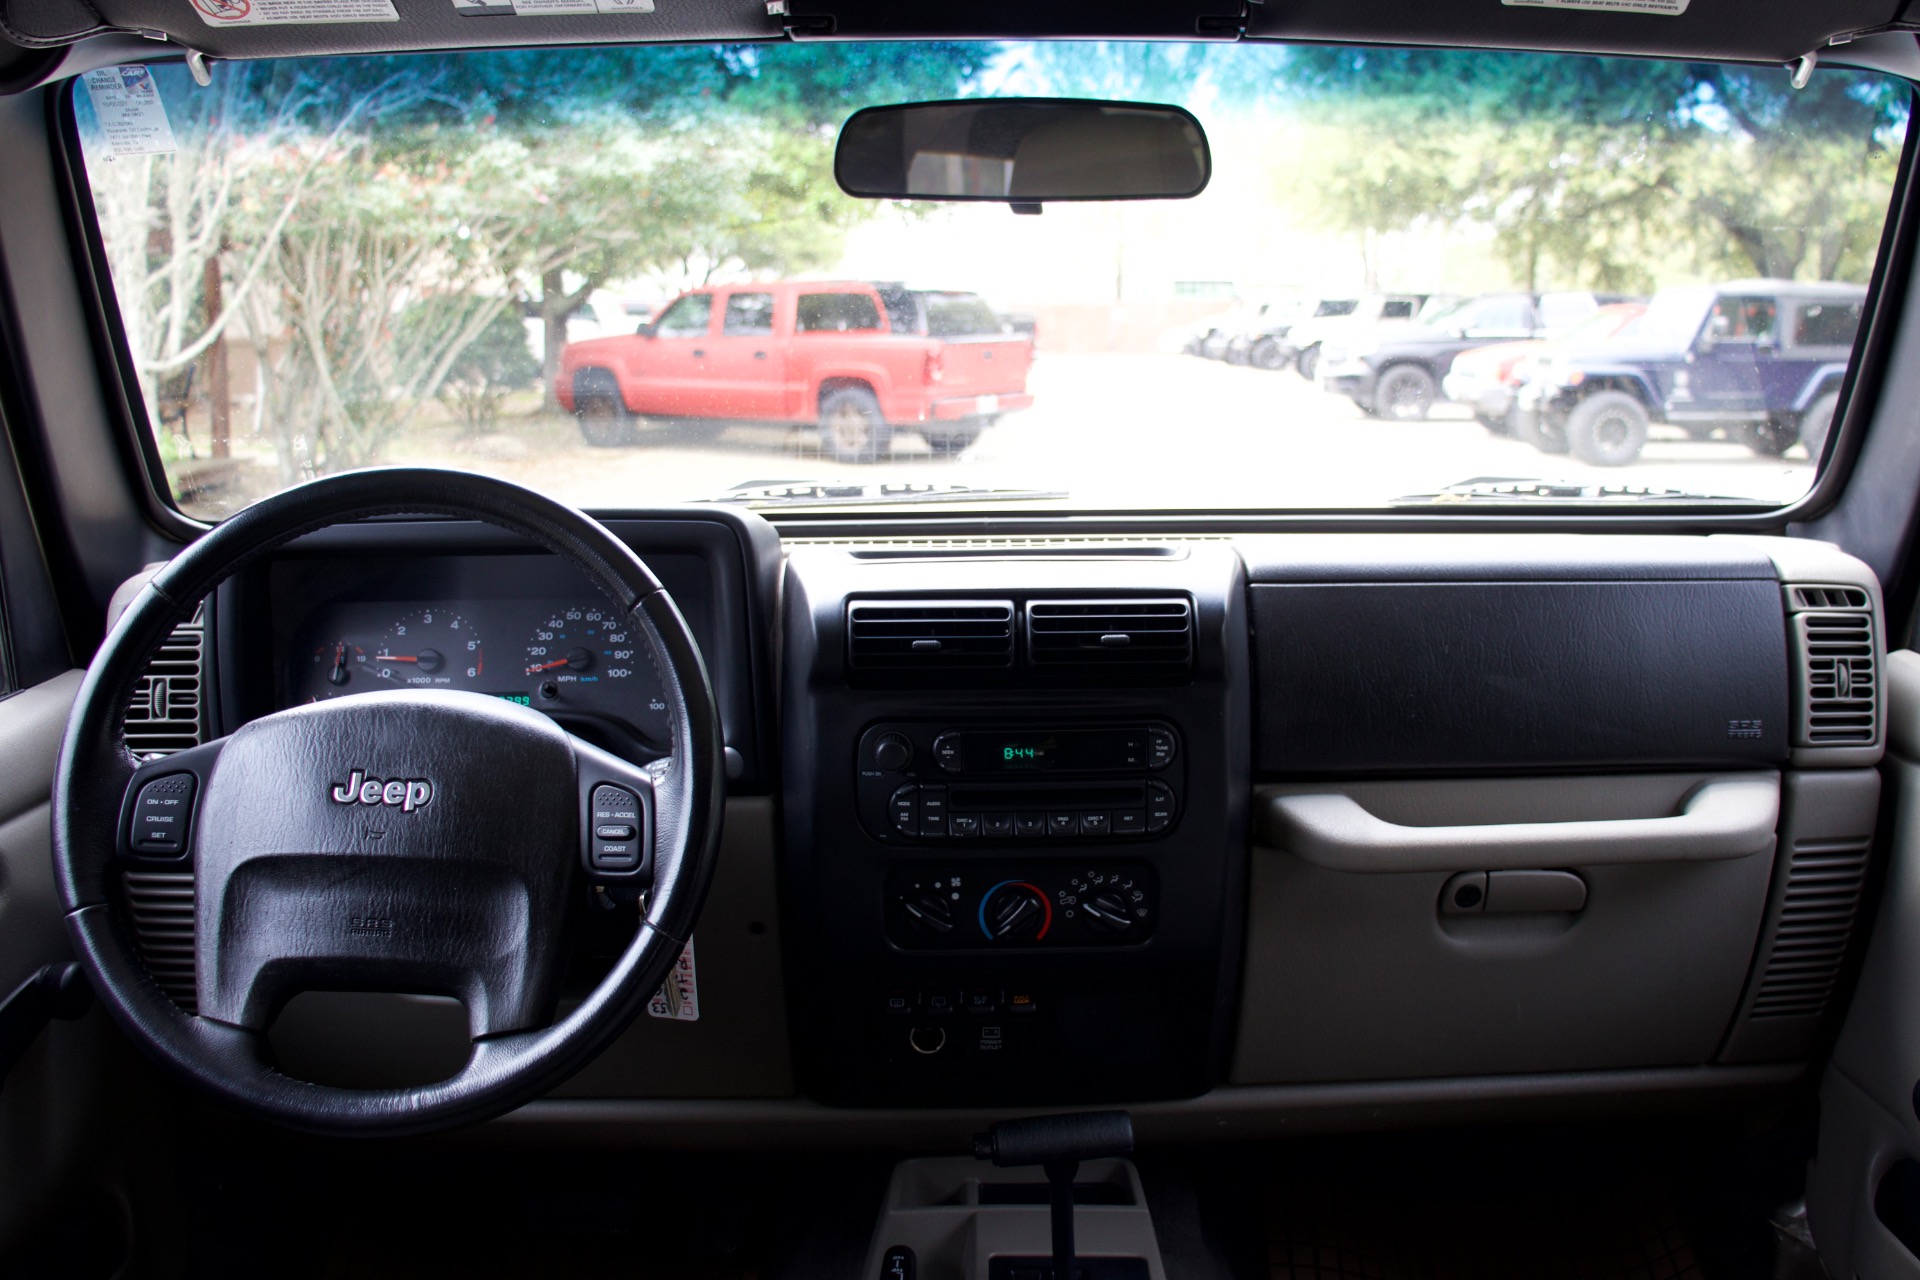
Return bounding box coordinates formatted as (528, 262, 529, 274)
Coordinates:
(973, 1109, 1134, 1167)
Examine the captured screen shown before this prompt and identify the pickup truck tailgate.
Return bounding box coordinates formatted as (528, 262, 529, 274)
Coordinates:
(937, 337, 1033, 397)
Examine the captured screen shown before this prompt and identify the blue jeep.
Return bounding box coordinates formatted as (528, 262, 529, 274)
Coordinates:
(1513, 280, 1864, 466)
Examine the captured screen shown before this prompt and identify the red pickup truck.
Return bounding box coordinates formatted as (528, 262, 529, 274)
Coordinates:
(556, 281, 1035, 462)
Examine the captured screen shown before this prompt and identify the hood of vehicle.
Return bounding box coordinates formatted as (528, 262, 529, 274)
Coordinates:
(1450, 338, 1547, 374)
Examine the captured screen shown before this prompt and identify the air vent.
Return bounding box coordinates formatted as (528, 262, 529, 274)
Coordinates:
(847, 600, 1014, 669)
(1793, 585, 1869, 610)
(123, 870, 196, 1011)
(1027, 598, 1193, 671)
(123, 613, 205, 758)
(1747, 837, 1871, 1019)
(1790, 604, 1877, 747)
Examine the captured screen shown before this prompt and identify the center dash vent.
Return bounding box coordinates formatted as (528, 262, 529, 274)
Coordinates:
(1027, 598, 1193, 671)
(847, 600, 1014, 669)
(1787, 586, 1877, 747)
(123, 612, 206, 758)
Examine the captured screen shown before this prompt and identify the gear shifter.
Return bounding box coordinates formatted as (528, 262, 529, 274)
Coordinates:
(974, 1110, 1135, 1280)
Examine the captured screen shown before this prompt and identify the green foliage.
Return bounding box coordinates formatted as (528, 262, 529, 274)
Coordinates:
(1282, 49, 1908, 286)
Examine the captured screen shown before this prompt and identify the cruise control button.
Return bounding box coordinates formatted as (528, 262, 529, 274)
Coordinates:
(589, 784, 643, 872)
(131, 773, 196, 856)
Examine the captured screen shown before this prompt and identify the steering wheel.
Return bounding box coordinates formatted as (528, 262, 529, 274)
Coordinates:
(50, 470, 724, 1137)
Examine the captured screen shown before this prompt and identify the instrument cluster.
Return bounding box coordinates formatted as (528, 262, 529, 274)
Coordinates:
(286, 598, 671, 748)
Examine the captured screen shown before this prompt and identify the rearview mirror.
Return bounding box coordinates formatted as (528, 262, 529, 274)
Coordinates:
(835, 98, 1210, 205)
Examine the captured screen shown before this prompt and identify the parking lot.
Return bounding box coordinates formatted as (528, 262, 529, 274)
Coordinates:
(420, 351, 1819, 511)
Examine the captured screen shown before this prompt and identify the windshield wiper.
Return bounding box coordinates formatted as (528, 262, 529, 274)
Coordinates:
(1393, 477, 1769, 506)
(708, 480, 1069, 509)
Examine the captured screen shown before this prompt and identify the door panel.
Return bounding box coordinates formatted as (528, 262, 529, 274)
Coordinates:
(0, 671, 145, 1259)
(1811, 651, 1920, 1278)
(703, 290, 786, 419)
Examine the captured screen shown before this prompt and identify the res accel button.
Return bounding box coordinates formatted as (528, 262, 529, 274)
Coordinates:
(130, 773, 196, 856)
(588, 784, 643, 872)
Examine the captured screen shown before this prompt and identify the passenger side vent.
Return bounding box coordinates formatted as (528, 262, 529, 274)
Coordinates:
(123, 870, 196, 1011)
(1792, 585, 1869, 610)
(1787, 587, 1877, 747)
(847, 600, 1015, 669)
(123, 612, 206, 757)
(1027, 598, 1193, 672)
(1747, 836, 1871, 1019)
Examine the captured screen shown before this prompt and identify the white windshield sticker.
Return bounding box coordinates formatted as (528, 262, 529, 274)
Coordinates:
(452, 0, 653, 14)
(82, 67, 177, 158)
(646, 939, 699, 1021)
(1502, 0, 1688, 12)
(189, 0, 398, 26)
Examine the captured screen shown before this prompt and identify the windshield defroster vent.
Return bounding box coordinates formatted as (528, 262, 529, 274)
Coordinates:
(1788, 589, 1877, 747)
(1027, 598, 1193, 672)
(847, 600, 1015, 669)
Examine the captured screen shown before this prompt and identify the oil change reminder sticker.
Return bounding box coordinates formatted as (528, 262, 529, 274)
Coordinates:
(1502, 0, 1688, 12)
(189, 0, 398, 26)
(82, 67, 176, 159)
(453, 0, 653, 15)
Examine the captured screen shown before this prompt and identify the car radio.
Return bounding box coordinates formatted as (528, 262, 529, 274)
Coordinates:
(856, 722, 1181, 843)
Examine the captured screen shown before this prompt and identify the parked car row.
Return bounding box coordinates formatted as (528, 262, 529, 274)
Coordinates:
(1174, 279, 1864, 466)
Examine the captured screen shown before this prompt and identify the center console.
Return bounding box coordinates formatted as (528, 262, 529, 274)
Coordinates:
(779, 545, 1248, 1107)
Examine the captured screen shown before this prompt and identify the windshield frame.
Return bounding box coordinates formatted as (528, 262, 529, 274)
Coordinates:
(46, 47, 1920, 538)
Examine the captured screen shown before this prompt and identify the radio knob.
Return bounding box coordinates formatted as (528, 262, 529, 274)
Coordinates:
(1081, 890, 1136, 933)
(932, 733, 963, 772)
(873, 733, 913, 772)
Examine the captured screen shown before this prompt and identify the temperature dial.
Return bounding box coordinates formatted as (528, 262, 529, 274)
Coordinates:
(979, 881, 1052, 942)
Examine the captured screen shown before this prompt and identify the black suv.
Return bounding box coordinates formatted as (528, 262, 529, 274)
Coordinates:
(1318, 292, 1619, 419)
(1513, 280, 1864, 466)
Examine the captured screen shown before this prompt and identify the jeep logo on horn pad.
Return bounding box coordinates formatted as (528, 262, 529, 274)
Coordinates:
(330, 770, 434, 813)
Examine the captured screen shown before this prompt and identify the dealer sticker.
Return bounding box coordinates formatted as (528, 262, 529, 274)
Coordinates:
(646, 938, 700, 1021)
(82, 68, 176, 159)
(1502, 0, 1687, 12)
(452, 0, 653, 15)
(189, 0, 399, 26)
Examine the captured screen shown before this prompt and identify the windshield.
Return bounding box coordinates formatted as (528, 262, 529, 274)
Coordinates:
(71, 45, 1907, 516)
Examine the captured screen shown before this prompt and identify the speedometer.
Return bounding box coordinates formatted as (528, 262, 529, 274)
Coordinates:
(522, 606, 671, 745)
(372, 609, 483, 688)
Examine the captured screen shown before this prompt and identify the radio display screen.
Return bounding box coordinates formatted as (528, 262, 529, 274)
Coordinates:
(994, 738, 1055, 769)
(942, 726, 1163, 773)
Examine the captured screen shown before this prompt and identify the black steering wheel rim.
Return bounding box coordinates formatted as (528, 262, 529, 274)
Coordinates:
(51, 468, 725, 1137)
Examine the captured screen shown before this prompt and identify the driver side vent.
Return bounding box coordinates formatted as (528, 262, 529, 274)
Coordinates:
(847, 600, 1015, 669)
(123, 611, 206, 758)
(1027, 598, 1193, 672)
(1788, 587, 1878, 747)
(121, 607, 206, 1011)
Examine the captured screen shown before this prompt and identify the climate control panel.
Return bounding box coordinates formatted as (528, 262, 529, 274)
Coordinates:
(889, 864, 1156, 949)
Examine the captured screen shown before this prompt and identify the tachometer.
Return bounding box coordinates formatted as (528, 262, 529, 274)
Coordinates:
(372, 609, 483, 688)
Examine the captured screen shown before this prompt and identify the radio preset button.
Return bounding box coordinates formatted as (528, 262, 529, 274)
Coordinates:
(1047, 812, 1079, 836)
(950, 814, 981, 838)
(1014, 812, 1048, 837)
(982, 813, 1014, 838)
(1079, 811, 1111, 836)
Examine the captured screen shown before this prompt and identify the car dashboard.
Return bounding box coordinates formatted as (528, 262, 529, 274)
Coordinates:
(134, 510, 1888, 1141)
